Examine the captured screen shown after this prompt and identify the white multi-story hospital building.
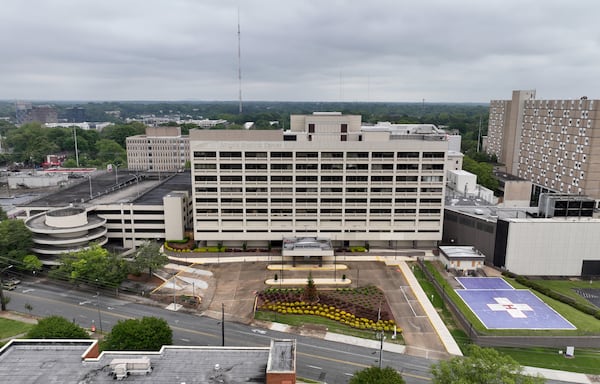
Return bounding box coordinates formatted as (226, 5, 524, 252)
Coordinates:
(190, 112, 449, 250)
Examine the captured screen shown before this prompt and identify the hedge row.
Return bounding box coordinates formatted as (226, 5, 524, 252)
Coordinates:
(502, 271, 600, 320)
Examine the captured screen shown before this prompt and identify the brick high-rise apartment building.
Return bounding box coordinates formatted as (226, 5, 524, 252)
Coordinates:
(487, 90, 600, 203)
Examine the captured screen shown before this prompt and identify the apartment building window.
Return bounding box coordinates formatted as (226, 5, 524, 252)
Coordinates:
(371, 187, 392, 193)
(246, 187, 268, 193)
(271, 152, 293, 158)
(398, 152, 419, 158)
(347, 164, 368, 170)
(271, 187, 293, 193)
(346, 175, 368, 182)
(371, 176, 393, 182)
(341, 124, 348, 133)
(221, 198, 242, 204)
(195, 175, 217, 182)
(246, 163, 268, 170)
(221, 175, 242, 182)
(247, 198, 268, 203)
(321, 187, 342, 193)
(422, 164, 444, 170)
(346, 187, 367, 193)
(220, 164, 242, 170)
(194, 151, 216, 158)
(296, 152, 318, 158)
(322, 198, 342, 204)
(195, 163, 216, 169)
(308, 123, 315, 133)
(347, 152, 369, 158)
(246, 175, 268, 182)
(371, 198, 392, 204)
(397, 176, 418, 182)
(372, 164, 394, 170)
(245, 151, 267, 158)
(271, 175, 293, 182)
(196, 187, 217, 193)
(372, 152, 394, 158)
(321, 176, 343, 182)
(322, 152, 343, 158)
(397, 164, 419, 170)
(422, 152, 444, 159)
(296, 187, 318, 193)
(220, 151, 242, 158)
(296, 164, 318, 170)
(220, 187, 241, 193)
(271, 164, 293, 170)
(271, 198, 293, 203)
(296, 175, 318, 182)
(341, 135, 347, 141)
(196, 198, 218, 203)
(321, 163, 343, 170)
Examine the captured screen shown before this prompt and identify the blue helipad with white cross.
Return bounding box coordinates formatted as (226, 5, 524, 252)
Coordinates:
(455, 277, 576, 330)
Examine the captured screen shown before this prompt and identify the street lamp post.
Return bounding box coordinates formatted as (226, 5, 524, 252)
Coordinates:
(73, 127, 79, 167)
(0, 265, 13, 311)
(95, 279, 103, 333)
(88, 174, 93, 200)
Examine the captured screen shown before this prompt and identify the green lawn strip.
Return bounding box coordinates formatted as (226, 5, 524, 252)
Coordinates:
(525, 279, 600, 309)
(495, 346, 600, 375)
(504, 277, 600, 334)
(0, 318, 33, 340)
(254, 310, 404, 344)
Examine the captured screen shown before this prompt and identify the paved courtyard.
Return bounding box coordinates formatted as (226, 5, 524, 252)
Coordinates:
(195, 260, 450, 359)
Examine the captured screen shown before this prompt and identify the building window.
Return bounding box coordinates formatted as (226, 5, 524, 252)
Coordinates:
(341, 135, 347, 141)
(308, 123, 315, 133)
(341, 124, 348, 133)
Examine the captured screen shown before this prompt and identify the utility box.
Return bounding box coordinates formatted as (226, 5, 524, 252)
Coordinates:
(110, 357, 152, 380)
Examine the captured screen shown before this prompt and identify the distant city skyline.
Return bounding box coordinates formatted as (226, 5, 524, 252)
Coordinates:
(2, 0, 600, 102)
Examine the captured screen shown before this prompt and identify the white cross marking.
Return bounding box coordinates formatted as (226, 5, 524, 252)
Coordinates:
(487, 297, 533, 318)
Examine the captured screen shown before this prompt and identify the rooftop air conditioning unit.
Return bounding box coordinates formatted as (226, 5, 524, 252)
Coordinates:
(110, 357, 152, 380)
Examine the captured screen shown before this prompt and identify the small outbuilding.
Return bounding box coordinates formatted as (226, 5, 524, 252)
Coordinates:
(438, 246, 485, 276)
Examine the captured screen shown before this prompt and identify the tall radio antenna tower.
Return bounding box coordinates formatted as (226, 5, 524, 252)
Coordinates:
(237, 7, 243, 114)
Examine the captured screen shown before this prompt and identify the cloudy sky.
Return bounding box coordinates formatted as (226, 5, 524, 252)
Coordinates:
(1, 0, 599, 102)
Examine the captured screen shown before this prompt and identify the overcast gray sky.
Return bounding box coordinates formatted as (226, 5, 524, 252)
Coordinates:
(1, 0, 599, 102)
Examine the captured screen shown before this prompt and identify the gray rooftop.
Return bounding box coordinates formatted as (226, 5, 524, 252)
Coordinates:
(18, 171, 191, 209)
(0, 339, 296, 383)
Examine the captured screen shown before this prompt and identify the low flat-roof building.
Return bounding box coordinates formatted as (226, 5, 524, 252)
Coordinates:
(0, 339, 296, 384)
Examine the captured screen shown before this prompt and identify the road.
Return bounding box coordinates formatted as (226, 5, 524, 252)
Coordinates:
(5, 279, 434, 384)
(5, 280, 578, 384)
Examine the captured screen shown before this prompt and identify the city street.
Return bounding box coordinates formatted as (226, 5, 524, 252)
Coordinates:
(5, 279, 434, 384)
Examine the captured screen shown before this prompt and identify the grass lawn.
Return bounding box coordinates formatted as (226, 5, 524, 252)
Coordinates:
(497, 346, 600, 375)
(421, 261, 600, 336)
(0, 318, 33, 340)
(413, 261, 600, 375)
(254, 311, 404, 344)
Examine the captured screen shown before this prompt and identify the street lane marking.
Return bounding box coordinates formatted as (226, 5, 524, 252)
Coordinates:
(297, 352, 431, 381)
(22, 289, 34, 293)
(79, 300, 92, 305)
(307, 365, 322, 370)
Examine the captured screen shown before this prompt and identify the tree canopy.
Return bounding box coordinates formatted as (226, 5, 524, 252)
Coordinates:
(102, 317, 172, 351)
(0, 219, 33, 269)
(26, 316, 89, 339)
(350, 366, 405, 384)
(130, 240, 169, 278)
(49, 244, 128, 287)
(430, 345, 545, 384)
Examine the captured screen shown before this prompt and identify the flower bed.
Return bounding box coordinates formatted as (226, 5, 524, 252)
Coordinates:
(257, 286, 399, 333)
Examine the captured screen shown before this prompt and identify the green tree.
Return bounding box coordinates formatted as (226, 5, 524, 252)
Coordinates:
(0, 219, 33, 269)
(102, 317, 172, 351)
(431, 345, 545, 384)
(95, 139, 126, 164)
(350, 366, 405, 384)
(50, 244, 128, 287)
(22, 254, 43, 273)
(0, 207, 7, 221)
(26, 316, 89, 339)
(130, 241, 168, 279)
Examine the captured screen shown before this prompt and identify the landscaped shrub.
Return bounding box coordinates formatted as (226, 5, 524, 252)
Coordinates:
(349, 246, 366, 252)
